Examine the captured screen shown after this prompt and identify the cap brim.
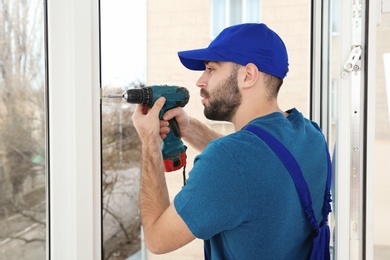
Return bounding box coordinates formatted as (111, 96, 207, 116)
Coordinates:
(178, 48, 227, 71)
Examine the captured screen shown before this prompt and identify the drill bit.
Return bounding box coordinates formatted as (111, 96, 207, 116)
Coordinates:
(103, 93, 124, 99)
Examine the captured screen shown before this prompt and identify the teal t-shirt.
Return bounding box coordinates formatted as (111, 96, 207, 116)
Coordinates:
(174, 109, 328, 259)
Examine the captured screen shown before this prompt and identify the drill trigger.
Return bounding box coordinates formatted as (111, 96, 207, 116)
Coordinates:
(142, 105, 150, 115)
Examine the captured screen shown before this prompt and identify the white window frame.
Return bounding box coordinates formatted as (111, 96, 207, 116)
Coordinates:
(47, 0, 101, 259)
(311, 0, 375, 259)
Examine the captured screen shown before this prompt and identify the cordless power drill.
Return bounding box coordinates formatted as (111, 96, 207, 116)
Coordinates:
(105, 85, 190, 172)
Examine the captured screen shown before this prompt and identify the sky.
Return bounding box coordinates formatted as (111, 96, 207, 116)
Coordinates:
(100, 0, 146, 87)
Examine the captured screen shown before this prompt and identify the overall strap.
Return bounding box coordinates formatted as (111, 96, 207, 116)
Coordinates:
(244, 125, 332, 233)
(322, 141, 332, 225)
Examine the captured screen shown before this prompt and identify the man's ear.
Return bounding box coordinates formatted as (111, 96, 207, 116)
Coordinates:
(242, 63, 259, 88)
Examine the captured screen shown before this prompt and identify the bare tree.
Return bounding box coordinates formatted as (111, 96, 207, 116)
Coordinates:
(0, 0, 45, 210)
(102, 85, 142, 259)
(0, 0, 46, 253)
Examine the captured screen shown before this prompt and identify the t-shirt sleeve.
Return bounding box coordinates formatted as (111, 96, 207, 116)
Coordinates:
(174, 139, 248, 240)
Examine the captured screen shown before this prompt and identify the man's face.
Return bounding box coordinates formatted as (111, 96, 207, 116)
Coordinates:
(198, 62, 242, 121)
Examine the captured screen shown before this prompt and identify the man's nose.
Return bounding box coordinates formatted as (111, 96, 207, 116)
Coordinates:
(196, 71, 207, 88)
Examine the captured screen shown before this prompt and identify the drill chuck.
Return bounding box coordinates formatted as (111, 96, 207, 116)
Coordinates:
(123, 88, 153, 105)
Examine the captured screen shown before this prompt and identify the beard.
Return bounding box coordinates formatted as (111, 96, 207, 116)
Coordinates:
(202, 67, 242, 121)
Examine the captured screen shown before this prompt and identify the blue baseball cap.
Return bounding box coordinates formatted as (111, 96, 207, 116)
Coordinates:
(178, 23, 289, 79)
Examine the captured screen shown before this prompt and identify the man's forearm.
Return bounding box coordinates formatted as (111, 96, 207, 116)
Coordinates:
(139, 137, 170, 234)
(183, 117, 223, 152)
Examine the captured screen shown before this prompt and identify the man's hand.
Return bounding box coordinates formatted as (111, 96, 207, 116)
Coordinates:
(159, 106, 190, 139)
(132, 97, 166, 143)
(160, 107, 223, 152)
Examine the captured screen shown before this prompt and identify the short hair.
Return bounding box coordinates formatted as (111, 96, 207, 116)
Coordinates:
(263, 73, 283, 100)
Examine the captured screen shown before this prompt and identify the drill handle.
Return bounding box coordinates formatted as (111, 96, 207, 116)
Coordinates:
(168, 118, 181, 137)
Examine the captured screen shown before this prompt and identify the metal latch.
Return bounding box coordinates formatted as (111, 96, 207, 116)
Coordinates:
(341, 46, 362, 78)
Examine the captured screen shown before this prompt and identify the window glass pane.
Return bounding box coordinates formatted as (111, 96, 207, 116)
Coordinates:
(331, 0, 340, 34)
(0, 0, 47, 259)
(211, 0, 261, 37)
(245, 0, 261, 23)
(211, 0, 227, 37)
(229, 0, 243, 25)
(100, 0, 146, 259)
(373, 10, 390, 260)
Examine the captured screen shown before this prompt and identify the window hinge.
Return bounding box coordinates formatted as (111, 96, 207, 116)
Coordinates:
(341, 45, 362, 78)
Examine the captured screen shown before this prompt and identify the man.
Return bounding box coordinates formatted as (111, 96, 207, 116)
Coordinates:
(132, 23, 329, 259)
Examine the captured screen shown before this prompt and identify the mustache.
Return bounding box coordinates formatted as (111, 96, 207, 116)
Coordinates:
(200, 89, 210, 98)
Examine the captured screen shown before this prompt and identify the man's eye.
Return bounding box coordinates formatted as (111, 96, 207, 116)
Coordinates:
(206, 67, 213, 72)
